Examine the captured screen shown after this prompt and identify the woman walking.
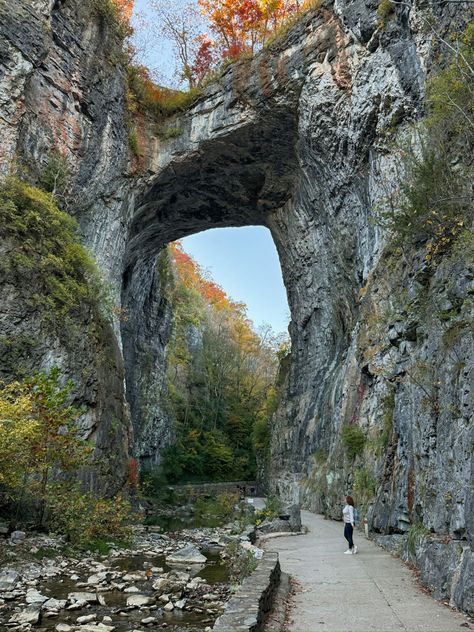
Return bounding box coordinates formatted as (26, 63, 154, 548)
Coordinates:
(343, 495, 358, 554)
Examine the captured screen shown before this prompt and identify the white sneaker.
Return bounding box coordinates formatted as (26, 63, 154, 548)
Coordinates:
(344, 549, 352, 554)
(353, 545, 358, 554)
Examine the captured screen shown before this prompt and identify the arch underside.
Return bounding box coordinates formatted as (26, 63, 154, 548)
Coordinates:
(120, 107, 302, 461)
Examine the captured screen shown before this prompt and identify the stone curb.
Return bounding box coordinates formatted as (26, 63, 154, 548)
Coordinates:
(213, 551, 281, 631)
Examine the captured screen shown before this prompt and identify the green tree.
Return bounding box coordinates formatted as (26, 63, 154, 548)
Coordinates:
(0, 368, 92, 526)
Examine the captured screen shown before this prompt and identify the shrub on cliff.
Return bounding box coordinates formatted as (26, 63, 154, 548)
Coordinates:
(341, 425, 366, 460)
(376, 20, 474, 258)
(0, 177, 106, 332)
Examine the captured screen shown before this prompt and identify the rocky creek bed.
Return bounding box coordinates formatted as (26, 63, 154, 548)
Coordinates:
(0, 523, 260, 632)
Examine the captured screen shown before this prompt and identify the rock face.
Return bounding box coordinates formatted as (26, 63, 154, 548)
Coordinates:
(0, 0, 132, 493)
(0, 0, 473, 614)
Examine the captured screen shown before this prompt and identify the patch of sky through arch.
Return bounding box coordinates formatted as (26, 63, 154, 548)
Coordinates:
(181, 227, 290, 336)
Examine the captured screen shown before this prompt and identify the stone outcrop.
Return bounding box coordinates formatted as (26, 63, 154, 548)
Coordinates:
(0, 0, 473, 612)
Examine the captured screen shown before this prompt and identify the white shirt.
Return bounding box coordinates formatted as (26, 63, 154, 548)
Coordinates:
(343, 504, 354, 524)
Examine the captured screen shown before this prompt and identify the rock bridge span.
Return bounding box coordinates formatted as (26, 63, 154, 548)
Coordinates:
(119, 2, 424, 474)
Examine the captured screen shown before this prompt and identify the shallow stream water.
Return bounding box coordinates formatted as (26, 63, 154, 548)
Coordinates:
(33, 551, 229, 631)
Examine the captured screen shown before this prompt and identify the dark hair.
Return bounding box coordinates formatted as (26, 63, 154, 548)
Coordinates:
(346, 496, 354, 506)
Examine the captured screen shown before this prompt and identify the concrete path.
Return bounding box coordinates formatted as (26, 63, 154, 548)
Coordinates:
(263, 510, 470, 631)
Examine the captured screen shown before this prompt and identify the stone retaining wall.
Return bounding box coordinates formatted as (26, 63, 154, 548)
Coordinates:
(213, 551, 281, 631)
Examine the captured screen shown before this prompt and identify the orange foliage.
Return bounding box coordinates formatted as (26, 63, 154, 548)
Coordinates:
(170, 241, 263, 369)
(193, 35, 217, 84)
(113, 0, 134, 22)
(171, 242, 231, 309)
(198, 0, 300, 60)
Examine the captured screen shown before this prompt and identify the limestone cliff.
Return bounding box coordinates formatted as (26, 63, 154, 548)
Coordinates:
(0, 0, 473, 613)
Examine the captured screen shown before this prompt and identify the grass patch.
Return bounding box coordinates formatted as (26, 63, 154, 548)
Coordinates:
(341, 425, 366, 460)
(224, 539, 258, 584)
(407, 522, 430, 556)
(371, 390, 395, 453)
(442, 319, 472, 349)
(353, 467, 377, 512)
(89, 0, 132, 41)
(31, 547, 59, 560)
(126, 66, 201, 121)
(156, 126, 183, 141)
(377, 0, 394, 28)
(128, 126, 141, 156)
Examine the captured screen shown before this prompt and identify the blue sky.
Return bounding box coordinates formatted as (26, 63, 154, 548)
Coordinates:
(182, 228, 290, 335)
(132, 4, 290, 335)
(132, 0, 186, 86)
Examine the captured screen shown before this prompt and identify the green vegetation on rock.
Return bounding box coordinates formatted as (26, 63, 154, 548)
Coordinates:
(375, 20, 474, 260)
(353, 466, 377, 513)
(341, 425, 366, 460)
(407, 522, 430, 556)
(377, 0, 394, 28)
(0, 177, 106, 333)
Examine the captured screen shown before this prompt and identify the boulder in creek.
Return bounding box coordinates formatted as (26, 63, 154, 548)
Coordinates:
(151, 577, 170, 592)
(123, 572, 144, 582)
(87, 572, 109, 585)
(43, 598, 67, 610)
(126, 594, 154, 607)
(68, 591, 99, 603)
(141, 616, 156, 625)
(0, 569, 20, 591)
(25, 588, 48, 603)
(10, 530, 26, 544)
(75, 625, 115, 632)
(77, 613, 97, 623)
(9, 604, 41, 625)
(165, 545, 206, 565)
(67, 598, 88, 609)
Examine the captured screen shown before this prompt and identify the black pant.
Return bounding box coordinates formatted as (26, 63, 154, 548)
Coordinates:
(344, 523, 354, 549)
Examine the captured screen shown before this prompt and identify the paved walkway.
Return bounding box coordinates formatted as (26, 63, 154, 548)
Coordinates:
(263, 509, 470, 631)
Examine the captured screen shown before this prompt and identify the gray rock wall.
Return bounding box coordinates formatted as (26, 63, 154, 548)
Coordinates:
(0, 0, 134, 493)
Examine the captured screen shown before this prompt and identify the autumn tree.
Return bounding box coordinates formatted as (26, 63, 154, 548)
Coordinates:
(0, 369, 92, 526)
(149, 0, 204, 88)
(198, 0, 300, 60)
(154, 242, 288, 484)
(0, 368, 134, 544)
(113, 0, 134, 22)
(147, 0, 304, 87)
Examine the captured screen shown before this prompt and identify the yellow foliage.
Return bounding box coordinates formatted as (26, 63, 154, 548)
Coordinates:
(0, 382, 40, 490)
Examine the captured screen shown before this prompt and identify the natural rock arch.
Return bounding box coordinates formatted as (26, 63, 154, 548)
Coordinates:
(117, 3, 425, 473)
(120, 108, 300, 464)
